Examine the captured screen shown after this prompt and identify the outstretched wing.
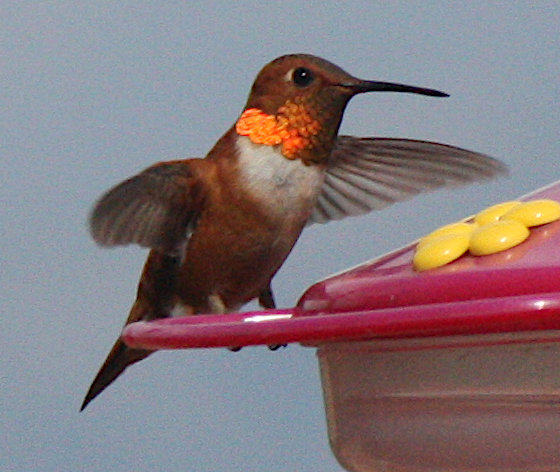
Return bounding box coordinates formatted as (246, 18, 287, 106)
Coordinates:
(309, 137, 507, 224)
(89, 160, 203, 251)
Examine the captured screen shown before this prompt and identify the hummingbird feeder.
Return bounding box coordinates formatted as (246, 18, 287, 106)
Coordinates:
(122, 180, 560, 472)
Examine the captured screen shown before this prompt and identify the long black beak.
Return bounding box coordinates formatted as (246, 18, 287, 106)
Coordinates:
(344, 80, 448, 97)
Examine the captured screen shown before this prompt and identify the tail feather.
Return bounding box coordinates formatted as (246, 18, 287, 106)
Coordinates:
(80, 338, 152, 411)
(81, 250, 181, 411)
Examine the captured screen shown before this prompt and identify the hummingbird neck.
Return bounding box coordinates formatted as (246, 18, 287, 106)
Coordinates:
(235, 99, 337, 163)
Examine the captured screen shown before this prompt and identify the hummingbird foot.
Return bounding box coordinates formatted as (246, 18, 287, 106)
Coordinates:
(227, 344, 287, 352)
(267, 343, 287, 351)
(260, 287, 286, 350)
(257, 285, 276, 310)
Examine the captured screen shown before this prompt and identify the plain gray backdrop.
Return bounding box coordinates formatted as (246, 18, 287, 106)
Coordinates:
(3, 2, 560, 471)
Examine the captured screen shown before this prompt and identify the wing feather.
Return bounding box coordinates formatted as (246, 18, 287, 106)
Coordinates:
(309, 137, 507, 224)
(89, 160, 203, 250)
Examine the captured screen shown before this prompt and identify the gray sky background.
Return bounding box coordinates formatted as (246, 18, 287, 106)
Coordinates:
(3, 2, 560, 471)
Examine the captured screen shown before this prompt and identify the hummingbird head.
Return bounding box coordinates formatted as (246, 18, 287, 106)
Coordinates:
(236, 54, 448, 163)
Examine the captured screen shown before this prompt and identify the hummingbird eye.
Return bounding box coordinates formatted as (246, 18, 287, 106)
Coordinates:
(291, 67, 315, 87)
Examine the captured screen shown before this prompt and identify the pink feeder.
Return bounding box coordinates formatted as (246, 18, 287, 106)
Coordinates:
(123, 181, 560, 472)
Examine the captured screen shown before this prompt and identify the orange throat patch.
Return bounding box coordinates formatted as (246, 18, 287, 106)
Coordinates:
(235, 101, 321, 159)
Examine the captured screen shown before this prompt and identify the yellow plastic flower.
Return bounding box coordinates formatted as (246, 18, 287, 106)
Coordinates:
(414, 199, 560, 271)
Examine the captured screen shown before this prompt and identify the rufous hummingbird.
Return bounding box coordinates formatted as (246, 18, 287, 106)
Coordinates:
(81, 53, 505, 410)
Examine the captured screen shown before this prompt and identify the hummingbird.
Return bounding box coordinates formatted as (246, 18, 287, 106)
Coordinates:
(81, 53, 505, 410)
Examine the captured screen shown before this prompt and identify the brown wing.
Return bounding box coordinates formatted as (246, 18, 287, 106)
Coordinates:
(89, 159, 204, 251)
(309, 137, 507, 224)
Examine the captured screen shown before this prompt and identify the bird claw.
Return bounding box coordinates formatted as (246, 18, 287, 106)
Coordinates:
(228, 344, 287, 352)
(267, 344, 287, 351)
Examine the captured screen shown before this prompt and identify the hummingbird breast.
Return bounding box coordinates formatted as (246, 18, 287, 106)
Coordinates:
(175, 135, 325, 313)
(235, 136, 325, 219)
